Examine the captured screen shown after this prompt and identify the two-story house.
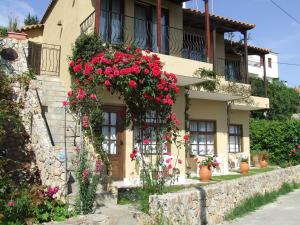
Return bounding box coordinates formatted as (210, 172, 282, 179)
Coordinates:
(21, 0, 270, 184)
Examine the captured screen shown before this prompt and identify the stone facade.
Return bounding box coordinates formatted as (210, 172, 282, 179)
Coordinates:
(0, 37, 28, 75)
(20, 81, 66, 199)
(149, 165, 300, 225)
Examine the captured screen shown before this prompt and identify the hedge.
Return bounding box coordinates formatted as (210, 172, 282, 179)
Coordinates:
(250, 119, 300, 167)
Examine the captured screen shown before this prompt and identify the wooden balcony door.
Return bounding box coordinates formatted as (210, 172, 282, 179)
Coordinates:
(102, 106, 125, 180)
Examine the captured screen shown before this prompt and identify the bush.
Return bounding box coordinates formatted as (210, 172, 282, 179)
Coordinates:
(250, 119, 300, 167)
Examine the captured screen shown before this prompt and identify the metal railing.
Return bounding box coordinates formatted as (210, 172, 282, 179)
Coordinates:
(80, 10, 206, 62)
(28, 41, 61, 76)
(214, 58, 247, 83)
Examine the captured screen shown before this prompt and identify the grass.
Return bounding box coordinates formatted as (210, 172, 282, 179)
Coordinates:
(225, 182, 300, 221)
(192, 167, 275, 182)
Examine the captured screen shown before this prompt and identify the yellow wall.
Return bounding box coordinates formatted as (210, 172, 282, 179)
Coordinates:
(42, 0, 95, 88)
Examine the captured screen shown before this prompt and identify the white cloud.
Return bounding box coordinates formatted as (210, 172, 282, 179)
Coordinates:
(0, 0, 35, 27)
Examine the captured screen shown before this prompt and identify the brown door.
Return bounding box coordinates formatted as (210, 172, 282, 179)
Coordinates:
(102, 106, 125, 180)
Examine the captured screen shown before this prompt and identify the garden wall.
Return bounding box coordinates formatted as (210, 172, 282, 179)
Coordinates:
(149, 165, 300, 225)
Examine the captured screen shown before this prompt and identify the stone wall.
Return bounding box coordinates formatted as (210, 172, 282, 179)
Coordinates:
(149, 165, 300, 225)
(20, 81, 66, 199)
(0, 37, 28, 75)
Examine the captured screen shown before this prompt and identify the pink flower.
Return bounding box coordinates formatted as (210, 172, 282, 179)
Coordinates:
(144, 68, 150, 74)
(82, 168, 90, 180)
(178, 159, 182, 164)
(95, 159, 101, 173)
(104, 80, 111, 87)
(167, 164, 173, 169)
(45, 186, 59, 199)
(297, 145, 300, 149)
(143, 139, 150, 145)
(165, 158, 172, 164)
(62, 100, 68, 106)
(145, 49, 151, 54)
(90, 93, 97, 100)
(82, 115, 88, 128)
(8, 201, 15, 207)
(129, 80, 137, 89)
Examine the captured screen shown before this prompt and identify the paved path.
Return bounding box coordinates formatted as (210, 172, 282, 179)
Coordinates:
(221, 188, 300, 225)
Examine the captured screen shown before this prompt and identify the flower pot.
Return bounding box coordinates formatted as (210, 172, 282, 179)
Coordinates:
(199, 166, 212, 182)
(240, 162, 250, 174)
(259, 160, 268, 168)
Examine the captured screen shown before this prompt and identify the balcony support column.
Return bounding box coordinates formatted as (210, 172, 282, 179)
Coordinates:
(262, 54, 268, 97)
(156, 0, 161, 53)
(243, 30, 249, 83)
(213, 23, 217, 71)
(204, 0, 212, 63)
(95, 0, 101, 35)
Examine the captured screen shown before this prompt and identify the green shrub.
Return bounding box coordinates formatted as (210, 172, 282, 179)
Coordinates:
(250, 119, 300, 167)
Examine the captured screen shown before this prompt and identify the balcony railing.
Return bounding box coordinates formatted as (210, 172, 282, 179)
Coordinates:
(80, 10, 206, 62)
(214, 58, 246, 83)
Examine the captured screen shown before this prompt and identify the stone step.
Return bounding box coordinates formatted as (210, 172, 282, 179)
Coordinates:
(47, 119, 77, 127)
(46, 101, 66, 108)
(42, 95, 67, 103)
(37, 75, 61, 82)
(44, 90, 68, 97)
(45, 113, 76, 121)
(42, 85, 66, 92)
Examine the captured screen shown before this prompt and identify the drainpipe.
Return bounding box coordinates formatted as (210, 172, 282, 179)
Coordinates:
(204, 0, 212, 63)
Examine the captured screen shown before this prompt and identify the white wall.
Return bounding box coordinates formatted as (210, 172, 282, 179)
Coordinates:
(248, 52, 279, 80)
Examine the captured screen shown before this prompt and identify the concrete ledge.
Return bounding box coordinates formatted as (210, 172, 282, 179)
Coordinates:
(149, 165, 300, 225)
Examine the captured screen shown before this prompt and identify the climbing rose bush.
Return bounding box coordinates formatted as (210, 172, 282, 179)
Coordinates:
(288, 145, 300, 166)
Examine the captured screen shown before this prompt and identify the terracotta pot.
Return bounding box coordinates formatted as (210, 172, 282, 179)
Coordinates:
(259, 160, 268, 168)
(240, 162, 250, 174)
(199, 166, 212, 182)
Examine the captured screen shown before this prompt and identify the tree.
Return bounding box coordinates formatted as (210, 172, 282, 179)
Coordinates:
(252, 79, 300, 120)
(8, 16, 18, 32)
(24, 13, 39, 26)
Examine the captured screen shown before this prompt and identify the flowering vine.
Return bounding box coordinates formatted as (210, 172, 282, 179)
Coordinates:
(65, 35, 187, 194)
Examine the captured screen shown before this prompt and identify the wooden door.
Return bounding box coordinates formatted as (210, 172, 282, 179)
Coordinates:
(102, 106, 125, 180)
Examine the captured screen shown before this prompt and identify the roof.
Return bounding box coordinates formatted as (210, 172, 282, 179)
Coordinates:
(183, 8, 256, 32)
(225, 40, 271, 55)
(18, 24, 44, 32)
(41, 0, 58, 24)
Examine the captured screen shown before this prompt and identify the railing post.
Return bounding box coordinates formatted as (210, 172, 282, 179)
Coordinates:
(204, 0, 212, 63)
(243, 30, 249, 84)
(95, 0, 101, 35)
(156, 0, 161, 53)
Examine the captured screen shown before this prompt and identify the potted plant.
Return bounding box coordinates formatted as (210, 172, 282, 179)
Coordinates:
(259, 151, 269, 168)
(240, 155, 250, 174)
(198, 156, 219, 182)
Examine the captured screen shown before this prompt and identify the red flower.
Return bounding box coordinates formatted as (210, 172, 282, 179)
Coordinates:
(136, 48, 141, 54)
(143, 139, 150, 145)
(104, 80, 111, 87)
(183, 134, 190, 142)
(145, 49, 151, 54)
(90, 93, 97, 100)
(96, 68, 103, 74)
(157, 84, 164, 90)
(69, 60, 75, 67)
(297, 145, 300, 149)
(8, 201, 15, 207)
(67, 90, 73, 97)
(144, 68, 150, 74)
(129, 80, 137, 89)
(73, 64, 82, 73)
(178, 159, 182, 164)
(82, 115, 88, 128)
(62, 100, 68, 106)
(167, 164, 173, 169)
(83, 63, 93, 75)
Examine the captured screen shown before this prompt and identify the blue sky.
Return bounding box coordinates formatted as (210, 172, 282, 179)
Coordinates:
(0, 0, 299, 87)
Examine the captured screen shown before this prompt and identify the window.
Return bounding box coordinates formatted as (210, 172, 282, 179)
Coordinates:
(133, 112, 167, 155)
(134, 2, 169, 53)
(100, 0, 124, 44)
(228, 125, 243, 153)
(260, 56, 264, 67)
(189, 121, 216, 156)
(102, 111, 118, 155)
(268, 58, 272, 68)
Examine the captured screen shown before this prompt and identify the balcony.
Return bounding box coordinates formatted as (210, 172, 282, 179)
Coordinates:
(81, 10, 207, 62)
